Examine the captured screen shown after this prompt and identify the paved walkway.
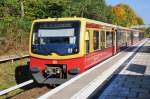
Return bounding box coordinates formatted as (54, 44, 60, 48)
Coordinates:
(98, 39, 150, 99)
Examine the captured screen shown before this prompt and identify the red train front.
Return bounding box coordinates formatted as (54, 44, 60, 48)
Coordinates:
(29, 17, 144, 85)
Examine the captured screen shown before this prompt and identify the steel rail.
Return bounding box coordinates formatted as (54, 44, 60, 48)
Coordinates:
(0, 54, 31, 96)
(0, 80, 34, 96)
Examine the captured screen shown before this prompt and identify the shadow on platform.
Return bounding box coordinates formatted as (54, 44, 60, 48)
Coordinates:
(88, 45, 150, 99)
(89, 73, 150, 99)
(127, 64, 146, 74)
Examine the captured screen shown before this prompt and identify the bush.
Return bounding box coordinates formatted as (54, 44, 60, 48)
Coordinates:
(16, 18, 31, 32)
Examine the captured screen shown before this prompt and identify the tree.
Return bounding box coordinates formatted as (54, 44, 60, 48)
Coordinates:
(66, 0, 114, 23)
(20, 0, 24, 18)
(111, 4, 144, 27)
(136, 16, 144, 25)
(146, 27, 150, 37)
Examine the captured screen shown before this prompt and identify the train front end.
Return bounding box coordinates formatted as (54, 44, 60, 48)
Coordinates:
(29, 18, 85, 85)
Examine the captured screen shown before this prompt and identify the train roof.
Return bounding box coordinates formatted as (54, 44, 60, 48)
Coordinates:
(33, 17, 142, 32)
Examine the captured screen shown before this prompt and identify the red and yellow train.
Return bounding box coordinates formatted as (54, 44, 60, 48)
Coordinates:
(29, 17, 144, 84)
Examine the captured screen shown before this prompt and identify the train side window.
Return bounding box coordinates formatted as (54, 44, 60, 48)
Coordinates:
(85, 30, 90, 53)
(106, 32, 112, 48)
(119, 32, 126, 44)
(93, 31, 99, 50)
(100, 31, 105, 49)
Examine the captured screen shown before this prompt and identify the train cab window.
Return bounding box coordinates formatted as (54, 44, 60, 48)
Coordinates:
(31, 21, 81, 55)
(93, 31, 99, 50)
(100, 31, 105, 49)
(106, 32, 112, 48)
(85, 30, 90, 53)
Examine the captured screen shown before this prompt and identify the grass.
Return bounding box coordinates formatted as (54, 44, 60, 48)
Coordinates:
(0, 89, 23, 99)
(0, 59, 32, 99)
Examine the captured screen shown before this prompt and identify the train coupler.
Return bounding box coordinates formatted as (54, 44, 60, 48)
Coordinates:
(31, 67, 73, 85)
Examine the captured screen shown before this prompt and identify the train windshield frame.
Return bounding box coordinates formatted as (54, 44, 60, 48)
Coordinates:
(31, 21, 81, 56)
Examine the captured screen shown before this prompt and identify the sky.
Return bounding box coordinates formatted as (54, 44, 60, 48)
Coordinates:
(105, 0, 150, 25)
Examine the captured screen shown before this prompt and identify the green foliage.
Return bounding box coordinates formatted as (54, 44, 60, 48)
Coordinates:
(145, 27, 150, 37)
(65, 0, 114, 23)
(16, 18, 31, 32)
(24, 0, 70, 19)
(0, 18, 31, 55)
(0, 0, 20, 18)
(0, 0, 144, 25)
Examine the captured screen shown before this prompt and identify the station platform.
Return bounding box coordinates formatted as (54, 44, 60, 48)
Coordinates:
(38, 39, 149, 99)
(94, 39, 150, 99)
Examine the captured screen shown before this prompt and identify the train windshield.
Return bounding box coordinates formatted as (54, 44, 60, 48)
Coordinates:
(31, 21, 80, 55)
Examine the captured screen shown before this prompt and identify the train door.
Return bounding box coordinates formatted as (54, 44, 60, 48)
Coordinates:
(85, 30, 93, 69)
(131, 32, 133, 45)
(100, 31, 105, 49)
(85, 29, 100, 69)
(106, 30, 114, 56)
(127, 31, 132, 46)
(112, 28, 116, 55)
(116, 29, 122, 52)
(139, 32, 144, 40)
(93, 30, 100, 63)
(85, 30, 90, 54)
(116, 30, 119, 52)
(126, 31, 130, 46)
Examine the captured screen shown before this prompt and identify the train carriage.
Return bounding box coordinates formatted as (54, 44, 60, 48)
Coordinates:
(29, 17, 144, 84)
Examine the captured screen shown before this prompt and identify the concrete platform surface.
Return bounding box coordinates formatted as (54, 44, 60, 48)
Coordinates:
(97, 39, 150, 99)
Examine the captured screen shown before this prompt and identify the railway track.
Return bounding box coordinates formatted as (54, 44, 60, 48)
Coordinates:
(0, 82, 52, 99)
(0, 54, 55, 99)
(0, 76, 54, 99)
(9, 84, 51, 99)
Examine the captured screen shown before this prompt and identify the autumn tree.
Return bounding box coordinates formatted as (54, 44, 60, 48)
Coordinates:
(111, 4, 144, 27)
